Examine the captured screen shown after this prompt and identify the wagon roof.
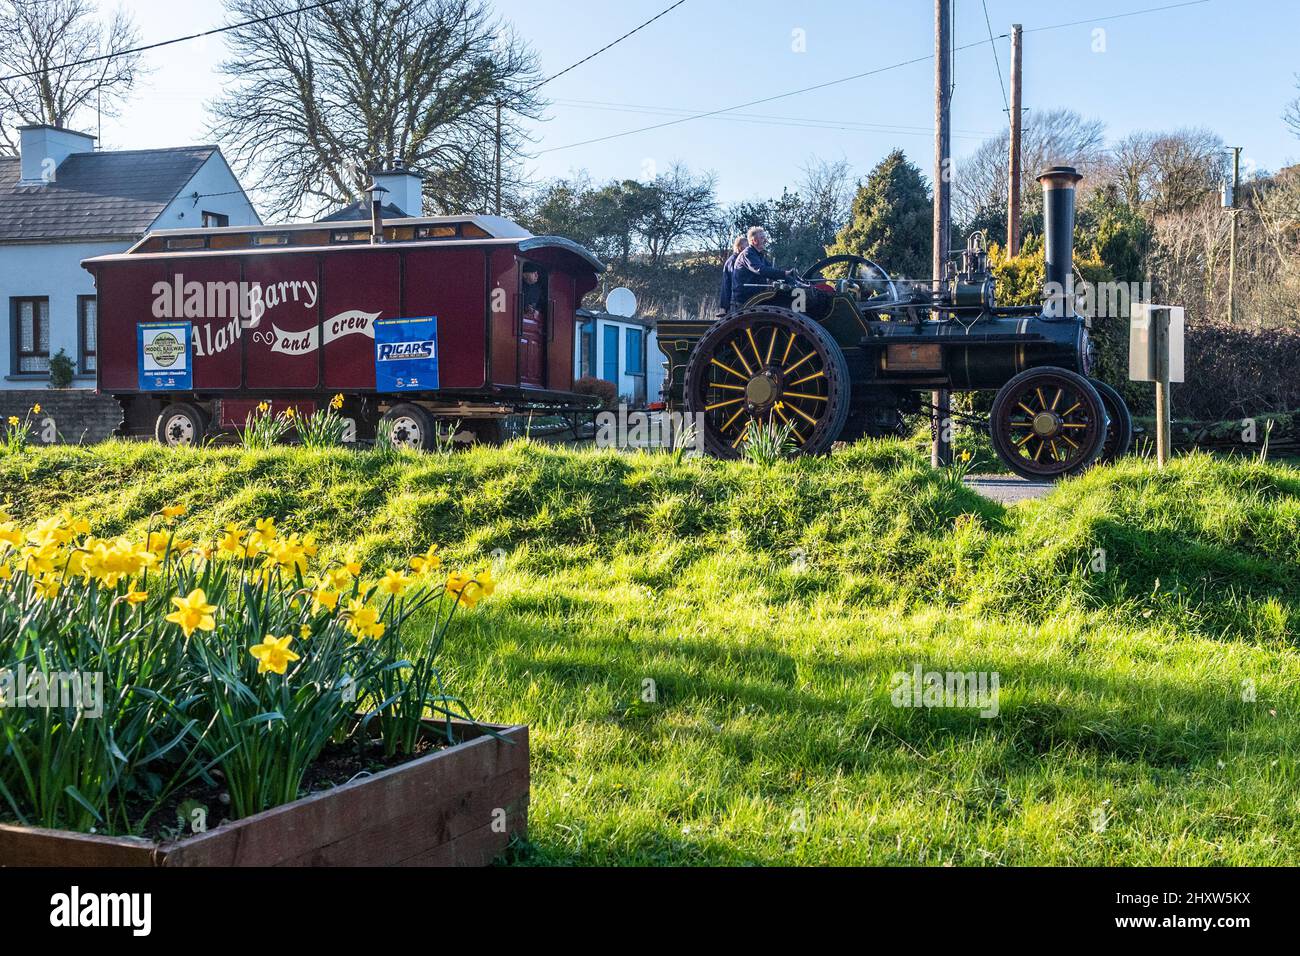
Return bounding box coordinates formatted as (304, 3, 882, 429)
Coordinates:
(80, 214, 604, 274)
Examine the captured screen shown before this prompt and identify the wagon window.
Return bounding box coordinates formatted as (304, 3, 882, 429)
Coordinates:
(331, 230, 370, 243)
(461, 223, 491, 239)
(415, 225, 459, 240)
(165, 236, 207, 251)
(253, 234, 290, 247)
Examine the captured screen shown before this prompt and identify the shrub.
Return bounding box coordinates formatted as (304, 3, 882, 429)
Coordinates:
(574, 376, 617, 408)
(48, 350, 75, 390)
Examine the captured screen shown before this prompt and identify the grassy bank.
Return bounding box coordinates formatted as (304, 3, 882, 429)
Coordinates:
(3, 441, 1298, 864)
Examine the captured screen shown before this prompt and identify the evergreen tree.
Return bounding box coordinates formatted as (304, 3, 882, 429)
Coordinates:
(826, 149, 933, 279)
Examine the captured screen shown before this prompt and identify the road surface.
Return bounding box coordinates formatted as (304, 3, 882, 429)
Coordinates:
(963, 474, 1054, 504)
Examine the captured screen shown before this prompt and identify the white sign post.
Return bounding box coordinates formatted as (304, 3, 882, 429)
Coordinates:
(1129, 304, 1185, 468)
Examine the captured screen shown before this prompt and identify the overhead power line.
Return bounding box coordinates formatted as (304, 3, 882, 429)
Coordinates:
(538, 0, 1212, 155)
(551, 97, 998, 140)
(539, 39, 1000, 155)
(525, 0, 690, 95)
(1025, 0, 1211, 34)
(981, 0, 1009, 113)
(0, 0, 343, 84)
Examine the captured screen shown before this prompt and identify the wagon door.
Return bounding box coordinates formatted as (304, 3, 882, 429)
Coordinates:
(519, 309, 545, 387)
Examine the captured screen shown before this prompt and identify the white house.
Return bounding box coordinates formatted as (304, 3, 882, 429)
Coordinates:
(575, 308, 664, 407)
(0, 124, 260, 389)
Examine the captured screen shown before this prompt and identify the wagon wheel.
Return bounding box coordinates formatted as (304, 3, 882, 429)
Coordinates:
(683, 306, 851, 458)
(1089, 378, 1133, 463)
(989, 366, 1107, 480)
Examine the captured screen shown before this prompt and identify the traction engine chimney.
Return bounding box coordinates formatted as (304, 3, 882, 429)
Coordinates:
(1038, 165, 1083, 318)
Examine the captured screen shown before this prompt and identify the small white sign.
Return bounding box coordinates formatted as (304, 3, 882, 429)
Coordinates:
(1129, 304, 1184, 383)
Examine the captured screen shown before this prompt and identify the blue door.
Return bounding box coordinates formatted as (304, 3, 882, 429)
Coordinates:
(602, 324, 619, 383)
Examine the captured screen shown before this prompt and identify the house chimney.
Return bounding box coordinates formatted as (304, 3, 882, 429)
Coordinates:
(1038, 165, 1083, 318)
(18, 124, 95, 184)
(371, 164, 423, 217)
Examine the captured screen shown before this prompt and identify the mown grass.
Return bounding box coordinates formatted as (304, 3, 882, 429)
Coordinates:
(2, 440, 1298, 865)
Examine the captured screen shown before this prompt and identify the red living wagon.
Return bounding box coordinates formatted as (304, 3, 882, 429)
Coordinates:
(82, 214, 605, 448)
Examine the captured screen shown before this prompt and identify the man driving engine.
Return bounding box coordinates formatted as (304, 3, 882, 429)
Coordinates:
(730, 226, 798, 308)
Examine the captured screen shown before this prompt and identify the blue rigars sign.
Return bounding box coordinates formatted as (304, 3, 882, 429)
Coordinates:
(375, 316, 439, 392)
(138, 322, 192, 391)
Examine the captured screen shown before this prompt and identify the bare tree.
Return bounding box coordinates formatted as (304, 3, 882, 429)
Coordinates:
(637, 162, 718, 267)
(1109, 128, 1224, 215)
(208, 0, 542, 221)
(0, 0, 141, 153)
(798, 156, 855, 235)
(953, 108, 1107, 230)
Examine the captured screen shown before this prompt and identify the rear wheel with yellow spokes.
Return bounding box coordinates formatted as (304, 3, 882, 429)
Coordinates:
(989, 366, 1108, 480)
(684, 306, 851, 458)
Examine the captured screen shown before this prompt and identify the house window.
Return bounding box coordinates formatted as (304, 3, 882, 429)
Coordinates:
(579, 322, 594, 378)
(602, 324, 619, 382)
(202, 211, 229, 228)
(78, 296, 97, 373)
(12, 297, 50, 374)
(625, 328, 644, 374)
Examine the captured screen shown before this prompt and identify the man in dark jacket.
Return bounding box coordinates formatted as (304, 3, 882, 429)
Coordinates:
(730, 226, 797, 306)
(717, 235, 746, 315)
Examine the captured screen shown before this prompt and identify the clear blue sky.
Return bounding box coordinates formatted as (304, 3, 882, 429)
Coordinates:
(107, 0, 1300, 208)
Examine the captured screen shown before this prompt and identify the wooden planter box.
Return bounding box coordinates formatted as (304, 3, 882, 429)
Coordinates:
(0, 721, 528, 867)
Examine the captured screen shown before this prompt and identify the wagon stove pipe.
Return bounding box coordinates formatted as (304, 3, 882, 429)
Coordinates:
(1037, 165, 1083, 319)
(368, 179, 390, 244)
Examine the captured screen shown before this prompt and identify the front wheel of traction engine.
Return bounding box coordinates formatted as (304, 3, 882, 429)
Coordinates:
(684, 306, 851, 458)
(989, 366, 1108, 480)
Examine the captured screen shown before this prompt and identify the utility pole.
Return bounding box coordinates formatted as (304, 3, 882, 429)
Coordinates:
(1226, 146, 1241, 324)
(932, 0, 953, 468)
(494, 101, 503, 216)
(1007, 24, 1023, 255)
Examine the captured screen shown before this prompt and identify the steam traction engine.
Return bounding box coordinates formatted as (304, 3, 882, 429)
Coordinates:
(657, 167, 1133, 479)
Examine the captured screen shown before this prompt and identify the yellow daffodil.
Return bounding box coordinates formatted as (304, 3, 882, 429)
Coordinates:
(166, 588, 217, 637)
(249, 635, 300, 675)
(408, 545, 441, 574)
(31, 403, 41, 414)
(257, 401, 270, 414)
(447, 568, 495, 609)
(330, 393, 344, 411)
(125, 589, 148, 605)
(217, 524, 248, 556)
(6, 416, 17, 427)
(299, 623, 312, 639)
(377, 568, 411, 596)
(345, 599, 385, 641)
(34, 574, 61, 599)
(161, 505, 187, 519)
(284, 407, 296, 419)
(312, 587, 340, 611)
(342, 549, 362, 578)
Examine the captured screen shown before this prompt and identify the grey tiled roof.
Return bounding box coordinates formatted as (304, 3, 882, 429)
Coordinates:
(0, 146, 217, 242)
(317, 200, 408, 222)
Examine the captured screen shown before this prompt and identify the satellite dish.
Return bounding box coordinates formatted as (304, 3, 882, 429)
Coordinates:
(606, 287, 638, 318)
